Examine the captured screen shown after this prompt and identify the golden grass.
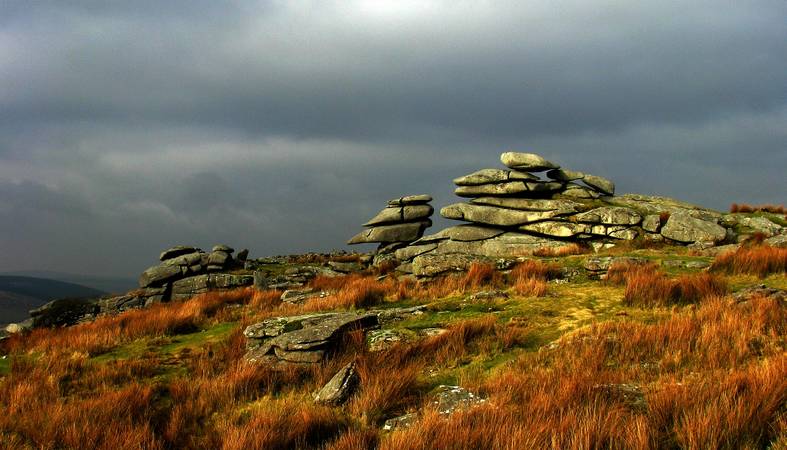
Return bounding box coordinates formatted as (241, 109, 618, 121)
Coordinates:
(710, 244, 787, 278)
(606, 261, 727, 307)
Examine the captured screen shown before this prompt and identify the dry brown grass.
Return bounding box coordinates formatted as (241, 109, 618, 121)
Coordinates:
(381, 294, 787, 449)
(606, 261, 727, 307)
(4, 288, 255, 356)
(509, 260, 559, 297)
(710, 244, 787, 278)
(731, 203, 786, 214)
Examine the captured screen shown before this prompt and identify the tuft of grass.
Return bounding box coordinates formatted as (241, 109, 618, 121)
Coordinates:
(710, 244, 787, 278)
(607, 261, 727, 307)
(731, 203, 785, 214)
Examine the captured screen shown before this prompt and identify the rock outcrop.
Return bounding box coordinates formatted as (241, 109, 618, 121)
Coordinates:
(348, 195, 434, 265)
(244, 312, 378, 364)
(353, 151, 766, 277)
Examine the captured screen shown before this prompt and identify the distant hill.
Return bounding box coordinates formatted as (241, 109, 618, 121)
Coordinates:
(0, 270, 136, 295)
(0, 276, 106, 325)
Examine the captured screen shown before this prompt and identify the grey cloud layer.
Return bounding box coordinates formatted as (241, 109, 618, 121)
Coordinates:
(0, 1, 785, 276)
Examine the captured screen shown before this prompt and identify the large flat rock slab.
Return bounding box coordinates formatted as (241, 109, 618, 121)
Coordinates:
(660, 213, 727, 244)
(245, 312, 378, 364)
(441, 203, 564, 227)
(347, 221, 431, 244)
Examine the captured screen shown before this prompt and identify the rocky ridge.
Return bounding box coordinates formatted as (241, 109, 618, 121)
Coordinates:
(349, 152, 779, 277)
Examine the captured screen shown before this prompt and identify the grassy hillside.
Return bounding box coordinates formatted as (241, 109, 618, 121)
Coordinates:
(0, 243, 785, 449)
(0, 276, 105, 324)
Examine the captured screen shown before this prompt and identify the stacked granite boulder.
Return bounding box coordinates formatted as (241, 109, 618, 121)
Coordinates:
(136, 244, 252, 303)
(347, 195, 434, 259)
(377, 152, 743, 277)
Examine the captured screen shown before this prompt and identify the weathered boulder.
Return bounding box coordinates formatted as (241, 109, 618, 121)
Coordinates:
(245, 312, 379, 364)
(236, 249, 249, 262)
(559, 184, 601, 199)
(411, 253, 497, 277)
(29, 297, 99, 328)
(574, 207, 641, 225)
(394, 243, 439, 261)
(416, 225, 505, 243)
(470, 197, 581, 213)
(642, 215, 661, 233)
(430, 232, 568, 258)
(453, 168, 536, 185)
(313, 361, 359, 405)
(171, 273, 253, 301)
(387, 194, 432, 206)
(347, 221, 431, 244)
(582, 174, 615, 195)
(729, 215, 783, 237)
(455, 181, 564, 197)
(363, 204, 434, 226)
(159, 246, 199, 261)
(207, 251, 231, 267)
(327, 261, 363, 273)
(660, 213, 727, 244)
(500, 152, 559, 171)
(212, 244, 234, 253)
(139, 264, 182, 288)
(520, 221, 591, 238)
(441, 203, 564, 227)
(765, 234, 787, 248)
(546, 168, 584, 181)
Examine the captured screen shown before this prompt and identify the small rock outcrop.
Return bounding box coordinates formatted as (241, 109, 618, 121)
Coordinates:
(244, 312, 378, 364)
(348, 195, 434, 264)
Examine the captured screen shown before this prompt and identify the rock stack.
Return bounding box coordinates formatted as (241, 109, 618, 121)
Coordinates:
(376, 151, 739, 277)
(137, 244, 253, 302)
(347, 195, 434, 259)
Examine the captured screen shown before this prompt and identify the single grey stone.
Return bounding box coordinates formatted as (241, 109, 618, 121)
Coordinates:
(280, 288, 326, 304)
(394, 243, 439, 261)
(455, 181, 529, 197)
(387, 194, 432, 206)
(470, 197, 581, 213)
(411, 252, 496, 277)
(735, 216, 783, 237)
(347, 221, 431, 244)
(519, 221, 592, 238)
(161, 251, 203, 267)
(441, 203, 563, 226)
(207, 251, 231, 266)
(313, 361, 359, 405)
(660, 213, 727, 243)
(608, 228, 639, 240)
(363, 205, 434, 226)
(764, 234, 787, 248)
(453, 169, 537, 186)
(546, 168, 585, 181)
(212, 244, 234, 253)
(139, 264, 182, 288)
(582, 174, 615, 195)
(431, 232, 567, 258)
(432, 385, 487, 415)
(642, 215, 661, 233)
(574, 207, 642, 225)
(383, 413, 418, 431)
(327, 261, 363, 273)
(159, 245, 198, 261)
(500, 152, 559, 171)
(236, 249, 249, 262)
(415, 225, 505, 244)
(367, 329, 412, 351)
(559, 183, 601, 199)
(253, 271, 268, 290)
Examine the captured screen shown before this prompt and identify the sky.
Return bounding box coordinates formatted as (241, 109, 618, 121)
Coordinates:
(1, 0, 785, 278)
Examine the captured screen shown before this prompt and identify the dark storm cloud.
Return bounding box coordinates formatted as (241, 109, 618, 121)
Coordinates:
(0, 1, 785, 276)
